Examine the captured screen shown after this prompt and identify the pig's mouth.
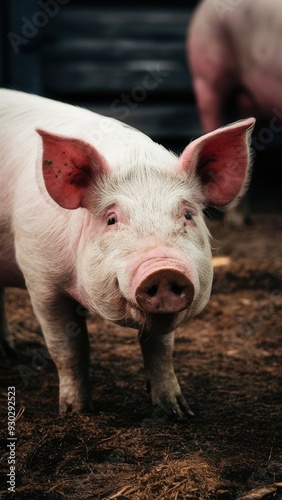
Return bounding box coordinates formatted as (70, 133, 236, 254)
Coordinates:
(117, 303, 186, 335)
(140, 312, 184, 335)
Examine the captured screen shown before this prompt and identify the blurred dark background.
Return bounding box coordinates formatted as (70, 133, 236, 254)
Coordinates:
(0, 0, 281, 211)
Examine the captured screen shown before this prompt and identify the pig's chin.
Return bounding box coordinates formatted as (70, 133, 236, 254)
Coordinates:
(142, 312, 186, 335)
(116, 301, 189, 334)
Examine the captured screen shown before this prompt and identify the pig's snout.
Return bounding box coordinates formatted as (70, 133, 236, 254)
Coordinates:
(135, 268, 194, 314)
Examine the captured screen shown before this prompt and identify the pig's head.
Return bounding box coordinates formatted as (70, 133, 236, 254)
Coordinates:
(37, 118, 255, 334)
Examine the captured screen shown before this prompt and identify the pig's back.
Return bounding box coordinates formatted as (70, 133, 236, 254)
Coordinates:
(1, 88, 176, 175)
(225, 0, 282, 111)
(0, 89, 143, 206)
(226, 0, 282, 70)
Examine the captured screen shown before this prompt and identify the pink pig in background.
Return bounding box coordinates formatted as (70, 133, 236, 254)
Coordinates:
(0, 90, 255, 418)
(187, 0, 282, 133)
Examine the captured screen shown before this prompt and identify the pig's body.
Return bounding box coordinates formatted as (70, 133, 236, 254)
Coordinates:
(188, 0, 282, 132)
(0, 89, 255, 417)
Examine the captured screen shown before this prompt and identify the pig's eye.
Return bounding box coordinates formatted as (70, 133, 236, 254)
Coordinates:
(184, 211, 193, 221)
(107, 216, 116, 226)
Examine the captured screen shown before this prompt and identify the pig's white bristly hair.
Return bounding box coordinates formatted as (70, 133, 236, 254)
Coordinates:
(84, 124, 206, 216)
(93, 164, 206, 218)
(2, 89, 214, 330)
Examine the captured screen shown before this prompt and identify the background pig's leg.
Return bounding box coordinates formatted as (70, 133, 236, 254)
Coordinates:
(193, 77, 226, 132)
(0, 288, 16, 358)
(29, 292, 92, 413)
(193, 78, 252, 225)
(223, 195, 253, 228)
(139, 331, 194, 419)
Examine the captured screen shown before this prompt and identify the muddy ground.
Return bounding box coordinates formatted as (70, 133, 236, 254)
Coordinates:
(0, 214, 281, 500)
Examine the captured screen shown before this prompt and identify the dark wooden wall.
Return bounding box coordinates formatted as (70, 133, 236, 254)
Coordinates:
(1, 1, 200, 150)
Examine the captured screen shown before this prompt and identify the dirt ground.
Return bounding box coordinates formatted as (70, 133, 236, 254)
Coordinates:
(0, 214, 281, 500)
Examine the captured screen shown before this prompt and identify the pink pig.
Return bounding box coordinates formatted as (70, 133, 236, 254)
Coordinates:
(0, 90, 255, 418)
(187, 0, 282, 132)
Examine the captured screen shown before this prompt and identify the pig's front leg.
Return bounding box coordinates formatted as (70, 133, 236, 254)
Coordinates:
(0, 288, 16, 358)
(139, 331, 194, 419)
(30, 292, 92, 413)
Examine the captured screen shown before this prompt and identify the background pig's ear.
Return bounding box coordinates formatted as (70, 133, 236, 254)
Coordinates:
(36, 129, 110, 209)
(177, 118, 255, 207)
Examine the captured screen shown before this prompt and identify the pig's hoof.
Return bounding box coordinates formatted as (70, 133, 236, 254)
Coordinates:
(59, 398, 93, 414)
(153, 394, 194, 421)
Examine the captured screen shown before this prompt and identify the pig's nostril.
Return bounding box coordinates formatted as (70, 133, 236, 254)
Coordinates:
(170, 283, 184, 296)
(145, 285, 158, 297)
(146, 282, 183, 297)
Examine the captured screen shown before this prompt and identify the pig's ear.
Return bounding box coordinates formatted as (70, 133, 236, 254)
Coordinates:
(36, 129, 110, 209)
(177, 118, 255, 207)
